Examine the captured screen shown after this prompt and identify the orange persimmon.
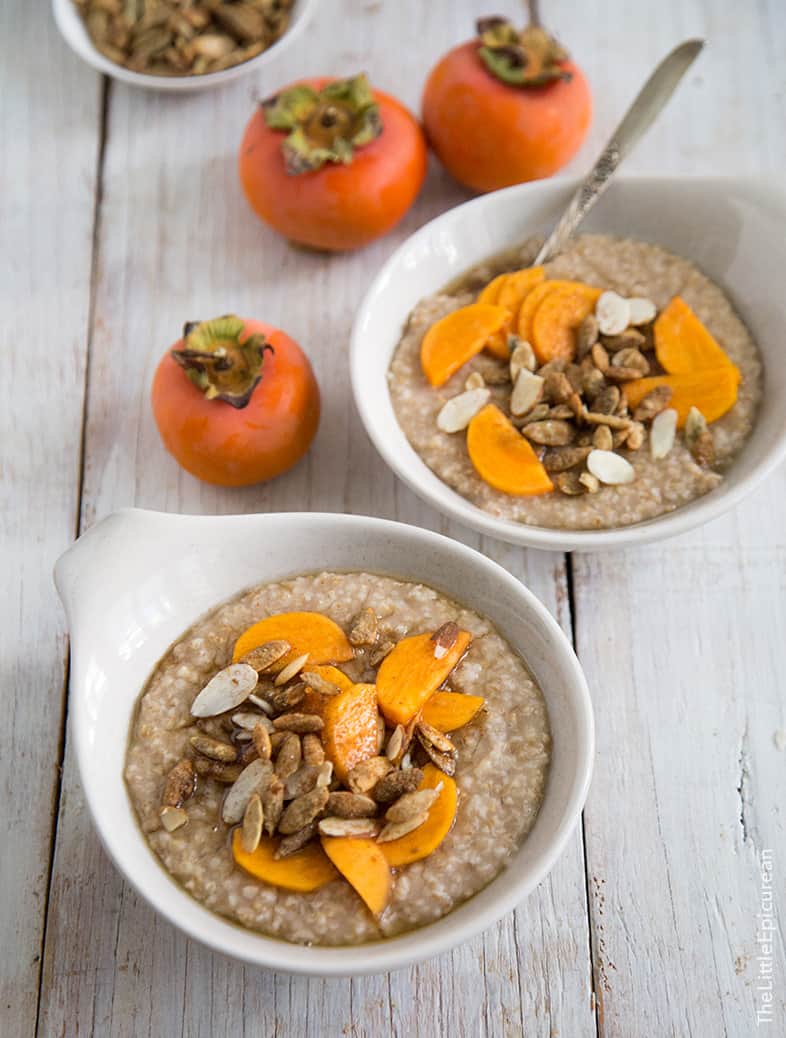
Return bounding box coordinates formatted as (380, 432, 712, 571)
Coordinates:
(232, 612, 354, 666)
(422, 17, 591, 193)
(623, 367, 739, 426)
(421, 691, 485, 732)
(483, 267, 546, 359)
(530, 283, 601, 363)
(321, 836, 392, 917)
(421, 303, 510, 386)
(477, 273, 509, 307)
(517, 279, 594, 343)
(232, 831, 338, 892)
(322, 683, 380, 784)
(151, 315, 320, 488)
(376, 628, 472, 727)
(380, 765, 458, 867)
(467, 404, 554, 495)
(655, 296, 741, 381)
(239, 74, 427, 252)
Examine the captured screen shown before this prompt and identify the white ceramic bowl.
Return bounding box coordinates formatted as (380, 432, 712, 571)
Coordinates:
(55, 508, 593, 975)
(53, 0, 315, 92)
(351, 176, 786, 551)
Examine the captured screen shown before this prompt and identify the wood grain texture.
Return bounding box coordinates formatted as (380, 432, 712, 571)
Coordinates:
(23, 0, 786, 1035)
(0, 3, 101, 1034)
(38, 2, 592, 1037)
(568, 1, 786, 1035)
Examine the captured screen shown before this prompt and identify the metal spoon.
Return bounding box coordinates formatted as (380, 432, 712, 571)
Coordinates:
(534, 39, 705, 264)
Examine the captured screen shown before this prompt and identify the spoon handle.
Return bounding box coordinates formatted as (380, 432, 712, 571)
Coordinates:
(534, 38, 705, 265)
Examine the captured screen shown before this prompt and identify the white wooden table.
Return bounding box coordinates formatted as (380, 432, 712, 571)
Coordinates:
(4, 1, 785, 1034)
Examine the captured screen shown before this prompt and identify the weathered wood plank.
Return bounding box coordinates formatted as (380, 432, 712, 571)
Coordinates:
(37, 1, 593, 1035)
(569, 1, 786, 1034)
(0, 4, 101, 1035)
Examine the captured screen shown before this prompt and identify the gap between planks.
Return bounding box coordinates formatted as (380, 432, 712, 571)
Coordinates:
(33, 73, 113, 1038)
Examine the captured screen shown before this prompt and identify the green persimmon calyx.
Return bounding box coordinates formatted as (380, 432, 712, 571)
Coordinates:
(476, 17, 571, 87)
(172, 315, 272, 409)
(262, 74, 382, 175)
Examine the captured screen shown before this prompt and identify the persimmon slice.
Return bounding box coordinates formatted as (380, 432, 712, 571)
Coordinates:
(232, 612, 354, 666)
(623, 367, 739, 426)
(484, 267, 546, 359)
(376, 629, 472, 727)
(517, 279, 595, 344)
(421, 691, 485, 732)
(531, 283, 602, 363)
(322, 682, 379, 784)
(321, 836, 392, 917)
(380, 765, 458, 867)
(467, 404, 554, 496)
(420, 303, 510, 386)
(477, 272, 508, 306)
(654, 296, 741, 381)
(232, 830, 338, 891)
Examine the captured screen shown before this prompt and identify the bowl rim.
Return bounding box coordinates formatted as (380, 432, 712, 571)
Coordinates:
(350, 173, 786, 552)
(52, 0, 317, 92)
(57, 508, 594, 975)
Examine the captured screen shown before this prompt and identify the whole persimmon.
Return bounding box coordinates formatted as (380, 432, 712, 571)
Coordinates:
(422, 16, 591, 193)
(151, 315, 319, 487)
(239, 74, 427, 251)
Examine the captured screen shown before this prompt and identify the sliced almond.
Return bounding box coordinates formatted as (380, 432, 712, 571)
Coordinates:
(159, 806, 188, 832)
(596, 291, 630, 336)
(464, 371, 486, 391)
(385, 724, 406, 761)
(650, 408, 678, 460)
(222, 758, 273, 825)
(190, 663, 258, 718)
(627, 297, 657, 325)
(436, 387, 491, 433)
(586, 449, 635, 485)
(318, 817, 381, 838)
(509, 339, 537, 381)
(273, 652, 309, 686)
(510, 369, 545, 417)
(430, 621, 459, 660)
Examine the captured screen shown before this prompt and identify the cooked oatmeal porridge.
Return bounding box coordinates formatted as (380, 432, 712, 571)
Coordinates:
(125, 571, 550, 946)
(388, 233, 762, 529)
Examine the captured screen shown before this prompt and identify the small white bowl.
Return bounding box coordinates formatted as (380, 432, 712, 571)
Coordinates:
(53, 0, 315, 92)
(55, 508, 593, 975)
(351, 176, 786, 551)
